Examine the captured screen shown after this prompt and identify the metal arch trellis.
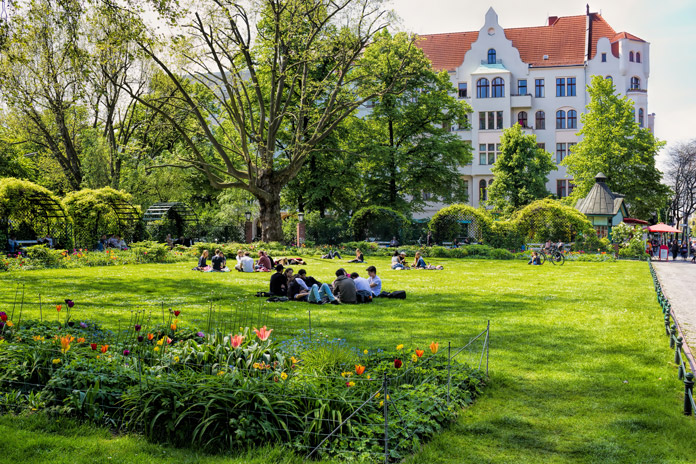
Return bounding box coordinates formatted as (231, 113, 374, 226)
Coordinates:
(106, 198, 141, 231)
(1, 192, 71, 248)
(142, 202, 199, 238)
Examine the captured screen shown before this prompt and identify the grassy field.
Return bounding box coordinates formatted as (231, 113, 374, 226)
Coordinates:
(0, 257, 694, 463)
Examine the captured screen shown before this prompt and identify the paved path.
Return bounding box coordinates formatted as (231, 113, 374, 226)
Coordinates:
(652, 260, 696, 351)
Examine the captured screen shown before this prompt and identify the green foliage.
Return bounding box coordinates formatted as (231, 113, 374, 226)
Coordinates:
(511, 199, 593, 242)
(305, 212, 351, 245)
(428, 204, 492, 243)
(488, 124, 556, 212)
(563, 76, 670, 218)
(349, 30, 473, 212)
(349, 206, 410, 241)
(63, 187, 141, 248)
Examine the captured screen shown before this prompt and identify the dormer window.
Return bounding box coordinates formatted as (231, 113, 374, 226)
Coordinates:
(487, 49, 496, 64)
(629, 51, 634, 62)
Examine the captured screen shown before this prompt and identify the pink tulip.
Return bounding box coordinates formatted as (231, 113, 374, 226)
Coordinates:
(230, 334, 244, 349)
(253, 326, 273, 341)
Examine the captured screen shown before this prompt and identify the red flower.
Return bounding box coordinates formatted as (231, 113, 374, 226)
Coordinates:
(90, 343, 97, 350)
(253, 326, 273, 341)
(55, 305, 62, 312)
(394, 359, 402, 369)
(174, 310, 181, 317)
(415, 349, 424, 358)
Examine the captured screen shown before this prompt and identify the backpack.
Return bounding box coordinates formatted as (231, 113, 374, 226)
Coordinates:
(388, 290, 406, 299)
(356, 290, 373, 304)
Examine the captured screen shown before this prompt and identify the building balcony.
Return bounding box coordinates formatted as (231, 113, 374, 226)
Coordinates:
(510, 93, 532, 107)
(627, 88, 647, 94)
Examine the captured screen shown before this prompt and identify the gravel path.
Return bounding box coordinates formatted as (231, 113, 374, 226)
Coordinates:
(652, 260, 696, 350)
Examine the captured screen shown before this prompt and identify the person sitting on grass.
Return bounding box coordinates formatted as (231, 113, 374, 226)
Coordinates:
(211, 249, 230, 272)
(391, 250, 407, 270)
(286, 268, 308, 301)
(411, 251, 444, 270)
(256, 251, 272, 271)
(332, 268, 357, 304)
(366, 265, 382, 297)
(347, 248, 364, 263)
(239, 251, 254, 272)
(350, 272, 372, 301)
(297, 269, 321, 288)
(194, 249, 211, 271)
(234, 249, 244, 271)
(269, 264, 287, 296)
(528, 251, 542, 265)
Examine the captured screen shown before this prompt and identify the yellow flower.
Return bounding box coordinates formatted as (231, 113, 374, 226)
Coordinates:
(6, 321, 13, 327)
(367, 374, 371, 380)
(379, 400, 384, 407)
(363, 349, 368, 355)
(375, 392, 381, 398)
(33, 335, 44, 342)
(173, 356, 180, 363)
(347, 381, 356, 387)
(154, 346, 160, 352)
(156, 338, 164, 346)
(396, 344, 403, 351)
(253, 362, 260, 369)
(290, 356, 299, 364)
(217, 371, 225, 376)
(411, 354, 418, 362)
(52, 358, 61, 364)
(280, 372, 288, 380)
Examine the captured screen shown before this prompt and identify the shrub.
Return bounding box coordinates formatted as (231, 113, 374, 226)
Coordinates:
(349, 206, 410, 242)
(428, 205, 492, 243)
(22, 245, 64, 267)
(511, 199, 593, 243)
(305, 212, 350, 245)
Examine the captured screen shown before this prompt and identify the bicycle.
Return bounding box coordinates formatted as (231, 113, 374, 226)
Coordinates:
(539, 245, 565, 266)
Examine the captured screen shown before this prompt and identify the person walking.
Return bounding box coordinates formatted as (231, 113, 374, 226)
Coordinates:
(671, 239, 679, 261)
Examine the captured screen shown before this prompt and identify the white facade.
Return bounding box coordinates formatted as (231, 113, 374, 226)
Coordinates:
(413, 8, 651, 219)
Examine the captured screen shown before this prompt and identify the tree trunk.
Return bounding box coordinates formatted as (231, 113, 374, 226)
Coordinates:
(388, 118, 397, 207)
(257, 194, 284, 242)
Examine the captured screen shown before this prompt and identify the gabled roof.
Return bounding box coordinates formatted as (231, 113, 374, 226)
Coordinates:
(576, 173, 627, 217)
(416, 12, 635, 71)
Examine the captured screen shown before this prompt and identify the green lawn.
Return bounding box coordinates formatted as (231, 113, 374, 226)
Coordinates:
(0, 257, 694, 463)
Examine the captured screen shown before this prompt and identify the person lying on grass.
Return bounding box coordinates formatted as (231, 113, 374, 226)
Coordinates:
(411, 251, 444, 270)
(286, 268, 338, 304)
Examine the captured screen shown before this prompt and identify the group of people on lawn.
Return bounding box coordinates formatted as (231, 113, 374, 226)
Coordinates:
(269, 264, 381, 305)
(194, 249, 306, 272)
(390, 250, 443, 270)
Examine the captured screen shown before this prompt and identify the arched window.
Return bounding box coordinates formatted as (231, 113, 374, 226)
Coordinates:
(535, 111, 545, 130)
(605, 75, 613, 83)
(517, 111, 528, 128)
(636, 52, 641, 63)
(638, 108, 644, 127)
(488, 49, 496, 64)
(567, 110, 577, 129)
(631, 107, 636, 122)
(477, 78, 489, 98)
(491, 77, 505, 98)
(629, 51, 634, 62)
(556, 110, 566, 129)
(630, 76, 640, 90)
(479, 179, 488, 202)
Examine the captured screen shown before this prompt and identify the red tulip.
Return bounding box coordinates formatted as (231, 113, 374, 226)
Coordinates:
(394, 359, 402, 369)
(174, 310, 181, 316)
(90, 343, 97, 350)
(55, 305, 62, 312)
(230, 334, 244, 349)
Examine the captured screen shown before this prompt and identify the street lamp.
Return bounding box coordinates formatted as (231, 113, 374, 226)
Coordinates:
(298, 212, 304, 222)
(244, 211, 251, 221)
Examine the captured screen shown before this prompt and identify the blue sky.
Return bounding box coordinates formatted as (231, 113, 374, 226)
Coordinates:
(390, 0, 696, 164)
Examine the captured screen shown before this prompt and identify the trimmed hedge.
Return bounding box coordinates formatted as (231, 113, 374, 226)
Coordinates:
(349, 206, 410, 242)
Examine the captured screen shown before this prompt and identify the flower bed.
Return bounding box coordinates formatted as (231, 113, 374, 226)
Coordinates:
(0, 309, 485, 462)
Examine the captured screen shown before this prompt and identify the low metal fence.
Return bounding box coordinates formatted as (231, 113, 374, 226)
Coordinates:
(648, 259, 695, 416)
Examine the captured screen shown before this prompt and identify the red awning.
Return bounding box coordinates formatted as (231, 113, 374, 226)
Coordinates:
(646, 223, 682, 233)
(623, 217, 649, 225)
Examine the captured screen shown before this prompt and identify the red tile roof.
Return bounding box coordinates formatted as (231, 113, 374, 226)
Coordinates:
(417, 13, 638, 71)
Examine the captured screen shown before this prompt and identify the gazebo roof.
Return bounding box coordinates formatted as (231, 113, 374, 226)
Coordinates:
(576, 173, 627, 217)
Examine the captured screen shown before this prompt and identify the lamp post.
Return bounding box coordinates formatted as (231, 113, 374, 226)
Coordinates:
(244, 211, 252, 244)
(296, 212, 305, 247)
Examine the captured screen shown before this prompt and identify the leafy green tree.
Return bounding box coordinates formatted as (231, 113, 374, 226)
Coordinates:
(108, 0, 416, 241)
(348, 31, 473, 213)
(488, 124, 556, 213)
(563, 75, 670, 218)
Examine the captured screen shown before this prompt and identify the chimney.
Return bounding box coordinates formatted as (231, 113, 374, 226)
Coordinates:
(595, 172, 607, 183)
(548, 16, 559, 26)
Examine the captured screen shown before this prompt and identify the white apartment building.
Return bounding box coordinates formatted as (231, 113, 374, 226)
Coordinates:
(412, 6, 652, 218)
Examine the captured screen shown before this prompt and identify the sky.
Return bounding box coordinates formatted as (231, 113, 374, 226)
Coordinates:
(389, 0, 696, 166)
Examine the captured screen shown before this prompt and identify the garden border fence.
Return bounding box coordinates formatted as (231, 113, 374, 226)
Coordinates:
(648, 259, 696, 417)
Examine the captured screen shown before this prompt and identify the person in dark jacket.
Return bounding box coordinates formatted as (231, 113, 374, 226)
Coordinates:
(269, 264, 287, 295)
(332, 268, 357, 304)
(297, 269, 321, 288)
(672, 240, 679, 260)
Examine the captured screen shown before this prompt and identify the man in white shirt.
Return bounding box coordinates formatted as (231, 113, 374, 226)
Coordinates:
(240, 251, 255, 272)
(349, 271, 372, 303)
(366, 266, 382, 297)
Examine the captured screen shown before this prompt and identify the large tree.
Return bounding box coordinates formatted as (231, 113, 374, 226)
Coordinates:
(488, 123, 556, 213)
(347, 30, 473, 212)
(108, 0, 414, 241)
(563, 75, 670, 218)
(665, 140, 696, 228)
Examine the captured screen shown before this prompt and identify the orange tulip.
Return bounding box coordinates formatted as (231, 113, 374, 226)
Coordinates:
(415, 349, 424, 358)
(59, 335, 74, 353)
(170, 323, 177, 331)
(253, 326, 273, 341)
(147, 333, 154, 341)
(429, 342, 439, 354)
(355, 365, 365, 375)
(100, 344, 109, 353)
(230, 334, 244, 349)
(56, 304, 62, 312)
(77, 337, 85, 343)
